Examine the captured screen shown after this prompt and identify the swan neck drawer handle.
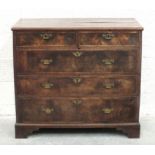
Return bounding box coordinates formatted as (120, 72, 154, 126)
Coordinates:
(102, 59, 115, 65)
(104, 82, 115, 89)
(102, 108, 113, 114)
(42, 108, 54, 114)
(40, 59, 53, 65)
(41, 82, 54, 89)
(102, 33, 114, 40)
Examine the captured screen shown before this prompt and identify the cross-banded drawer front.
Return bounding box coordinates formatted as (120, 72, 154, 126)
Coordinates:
(16, 75, 138, 97)
(16, 50, 137, 74)
(15, 31, 76, 47)
(17, 97, 138, 123)
(79, 31, 139, 47)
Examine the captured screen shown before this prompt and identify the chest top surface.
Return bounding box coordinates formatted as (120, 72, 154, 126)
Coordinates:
(12, 18, 143, 30)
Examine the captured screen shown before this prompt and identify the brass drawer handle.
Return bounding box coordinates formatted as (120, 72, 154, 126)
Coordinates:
(41, 82, 54, 89)
(104, 82, 115, 89)
(102, 59, 114, 65)
(72, 77, 82, 84)
(72, 99, 82, 105)
(40, 59, 53, 65)
(102, 108, 113, 114)
(40, 33, 53, 40)
(73, 51, 83, 57)
(42, 107, 54, 114)
(102, 33, 114, 40)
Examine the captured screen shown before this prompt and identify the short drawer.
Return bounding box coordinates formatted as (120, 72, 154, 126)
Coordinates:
(15, 31, 76, 47)
(17, 97, 138, 123)
(79, 31, 139, 47)
(16, 75, 138, 97)
(16, 50, 138, 74)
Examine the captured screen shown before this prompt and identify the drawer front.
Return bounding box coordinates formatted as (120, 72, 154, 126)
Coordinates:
(16, 50, 137, 74)
(17, 97, 138, 123)
(15, 31, 76, 47)
(79, 31, 139, 46)
(16, 76, 137, 97)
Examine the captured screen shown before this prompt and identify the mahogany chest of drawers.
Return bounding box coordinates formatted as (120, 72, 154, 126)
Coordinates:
(12, 18, 143, 138)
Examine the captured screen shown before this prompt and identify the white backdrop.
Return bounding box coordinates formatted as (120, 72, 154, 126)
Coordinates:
(0, 0, 155, 119)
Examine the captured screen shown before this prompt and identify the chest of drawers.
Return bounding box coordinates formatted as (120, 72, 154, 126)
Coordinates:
(12, 18, 143, 138)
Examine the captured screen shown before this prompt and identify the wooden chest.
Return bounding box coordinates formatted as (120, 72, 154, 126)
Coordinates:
(12, 18, 143, 138)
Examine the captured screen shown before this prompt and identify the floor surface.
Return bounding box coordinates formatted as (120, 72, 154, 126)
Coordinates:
(0, 116, 154, 145)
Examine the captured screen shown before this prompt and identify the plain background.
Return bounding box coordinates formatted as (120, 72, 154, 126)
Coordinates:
(0, 0, 155, 144)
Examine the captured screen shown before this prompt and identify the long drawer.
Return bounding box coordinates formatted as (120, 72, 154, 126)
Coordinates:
(16, 97, 139, 123)
(16, 50, 138, 74)
(16, 75, 138, 97)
